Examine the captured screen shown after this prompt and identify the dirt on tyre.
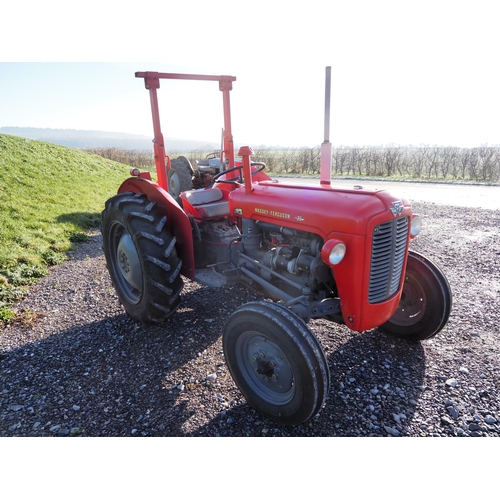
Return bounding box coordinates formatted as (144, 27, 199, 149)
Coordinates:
(101, 192, 183, 323)
(223, 301, 330, 426)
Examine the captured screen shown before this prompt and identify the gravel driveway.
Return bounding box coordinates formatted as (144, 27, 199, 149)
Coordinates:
(1, 200, 499, 437)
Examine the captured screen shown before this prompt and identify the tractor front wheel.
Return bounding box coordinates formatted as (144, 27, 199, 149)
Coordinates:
(379, 251, 452, 341)
(101, 192, 183, 323)
(223, 301, 330, 425)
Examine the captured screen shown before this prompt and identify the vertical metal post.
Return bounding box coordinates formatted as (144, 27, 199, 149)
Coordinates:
(238, 146, 254, 194)
(136, 71, 237, 188)
(323, 66, 331, 143)
(220, 77, 235, 173)
(320, 66, 332, 187)
(139, 72, 168, 191)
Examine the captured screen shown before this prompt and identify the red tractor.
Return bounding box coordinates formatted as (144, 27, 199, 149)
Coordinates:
(101, 68, 452, 425)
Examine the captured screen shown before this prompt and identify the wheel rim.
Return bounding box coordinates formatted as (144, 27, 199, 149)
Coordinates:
(235, 332, 295, 405)
(389, 274, 426, 327)
(168, 169, 181, 199)
(109, 221, 143, 304)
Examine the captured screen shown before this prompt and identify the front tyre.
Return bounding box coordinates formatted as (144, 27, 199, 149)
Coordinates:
(102, 192, 183, 323)
(379, 251, 452, 341)
(223, 301, 330, 425)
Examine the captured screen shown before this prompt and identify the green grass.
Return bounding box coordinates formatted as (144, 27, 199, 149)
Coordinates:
(0, 134, 131, 316)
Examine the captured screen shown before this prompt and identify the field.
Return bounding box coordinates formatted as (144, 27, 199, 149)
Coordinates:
(0, 134, 130, 319)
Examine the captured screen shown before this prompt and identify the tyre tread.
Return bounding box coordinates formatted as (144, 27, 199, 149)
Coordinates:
(101, 192, 183, 324)
(223, 300, 330, 425)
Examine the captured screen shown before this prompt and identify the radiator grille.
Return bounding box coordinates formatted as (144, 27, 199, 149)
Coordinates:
(368, 217, 409, 304)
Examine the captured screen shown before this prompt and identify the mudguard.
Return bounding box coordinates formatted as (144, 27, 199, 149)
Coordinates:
(117, 177, 195, 279)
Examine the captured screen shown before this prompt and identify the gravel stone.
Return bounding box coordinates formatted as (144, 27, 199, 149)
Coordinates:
(441, 416, 454, 425)
(468, 423, 482, 432)
(1, 202, 499, 436)
(384, 426, 400, 436)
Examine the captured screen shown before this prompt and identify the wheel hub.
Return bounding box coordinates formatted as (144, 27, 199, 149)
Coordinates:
(168, 170, 180, 198)
(392, 277, 426, 325)
(116, 233, 142, 292)
(256, 359, 275, 378)
(240, 335, 294, 399)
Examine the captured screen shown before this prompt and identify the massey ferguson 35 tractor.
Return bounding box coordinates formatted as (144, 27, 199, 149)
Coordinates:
(101, 68, 452, 425)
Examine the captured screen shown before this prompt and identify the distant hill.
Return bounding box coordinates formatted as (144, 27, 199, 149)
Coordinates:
(0, 127, 219, 152)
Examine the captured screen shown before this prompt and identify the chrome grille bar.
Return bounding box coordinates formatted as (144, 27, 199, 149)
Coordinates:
(369, 217, 409, 303)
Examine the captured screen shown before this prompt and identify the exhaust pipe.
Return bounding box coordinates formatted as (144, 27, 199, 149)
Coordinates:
(320, 66, 332, 187)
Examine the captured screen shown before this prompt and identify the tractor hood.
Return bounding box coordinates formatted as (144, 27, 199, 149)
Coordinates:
(228, 180, 411, 238)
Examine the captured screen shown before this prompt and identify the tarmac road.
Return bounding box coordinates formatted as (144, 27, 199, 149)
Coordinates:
(278, 177, 500, 210)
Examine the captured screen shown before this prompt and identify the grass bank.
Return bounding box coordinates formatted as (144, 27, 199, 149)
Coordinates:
(0, 134, 130, 320)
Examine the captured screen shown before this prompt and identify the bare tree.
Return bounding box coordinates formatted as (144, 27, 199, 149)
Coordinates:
(384, 146, 403, 177)
(410, 147, 426, 178)
(424, 148, 440, 179)
(439, 147, 459, 179)
(333, 147, 349, 176)
(478, 147, 498, 182)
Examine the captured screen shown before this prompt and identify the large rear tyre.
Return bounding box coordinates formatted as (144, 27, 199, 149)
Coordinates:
(379, 251, 452, 341)
(169, 156, 194, 204)
(223, 301, 330, 425)
(101, 192, 183, 323)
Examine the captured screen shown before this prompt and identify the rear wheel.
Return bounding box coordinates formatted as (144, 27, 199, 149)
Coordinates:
(169, 156, 194, 204)
(101, 192, 183, 323)
(223, 301, 330, 425)
(379, 251, 452, 341)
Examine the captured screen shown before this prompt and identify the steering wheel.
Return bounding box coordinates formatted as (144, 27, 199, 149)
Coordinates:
(211, 165, 244, 186)
(211, 163, 267, 187)
(250, 162, 266, 176)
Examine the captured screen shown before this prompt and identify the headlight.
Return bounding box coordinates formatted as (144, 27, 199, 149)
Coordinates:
(329, 243, 346, 265)
(321, 239, 346, 266)
(410, 215, 422, 237)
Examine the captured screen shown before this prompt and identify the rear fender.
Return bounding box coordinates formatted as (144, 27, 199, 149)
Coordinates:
(117, 177, 195, 279)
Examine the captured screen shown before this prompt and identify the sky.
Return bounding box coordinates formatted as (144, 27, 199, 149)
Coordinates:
(1, 1, 498, 149)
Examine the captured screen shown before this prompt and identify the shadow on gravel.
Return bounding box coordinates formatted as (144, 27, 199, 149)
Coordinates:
(65, 231, 103, 260)
(1, 308, 426, 437)
(1, 252, 428, 438)
(321, 330, 426, 436)
(187, 327, 426, 437)
(0, 298, 227, 437)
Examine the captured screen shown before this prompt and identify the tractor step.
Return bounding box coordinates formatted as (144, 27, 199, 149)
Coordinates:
(194, 265, 240, 288)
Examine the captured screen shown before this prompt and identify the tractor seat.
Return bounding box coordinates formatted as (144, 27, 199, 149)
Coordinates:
(183, 187, 229, 218)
